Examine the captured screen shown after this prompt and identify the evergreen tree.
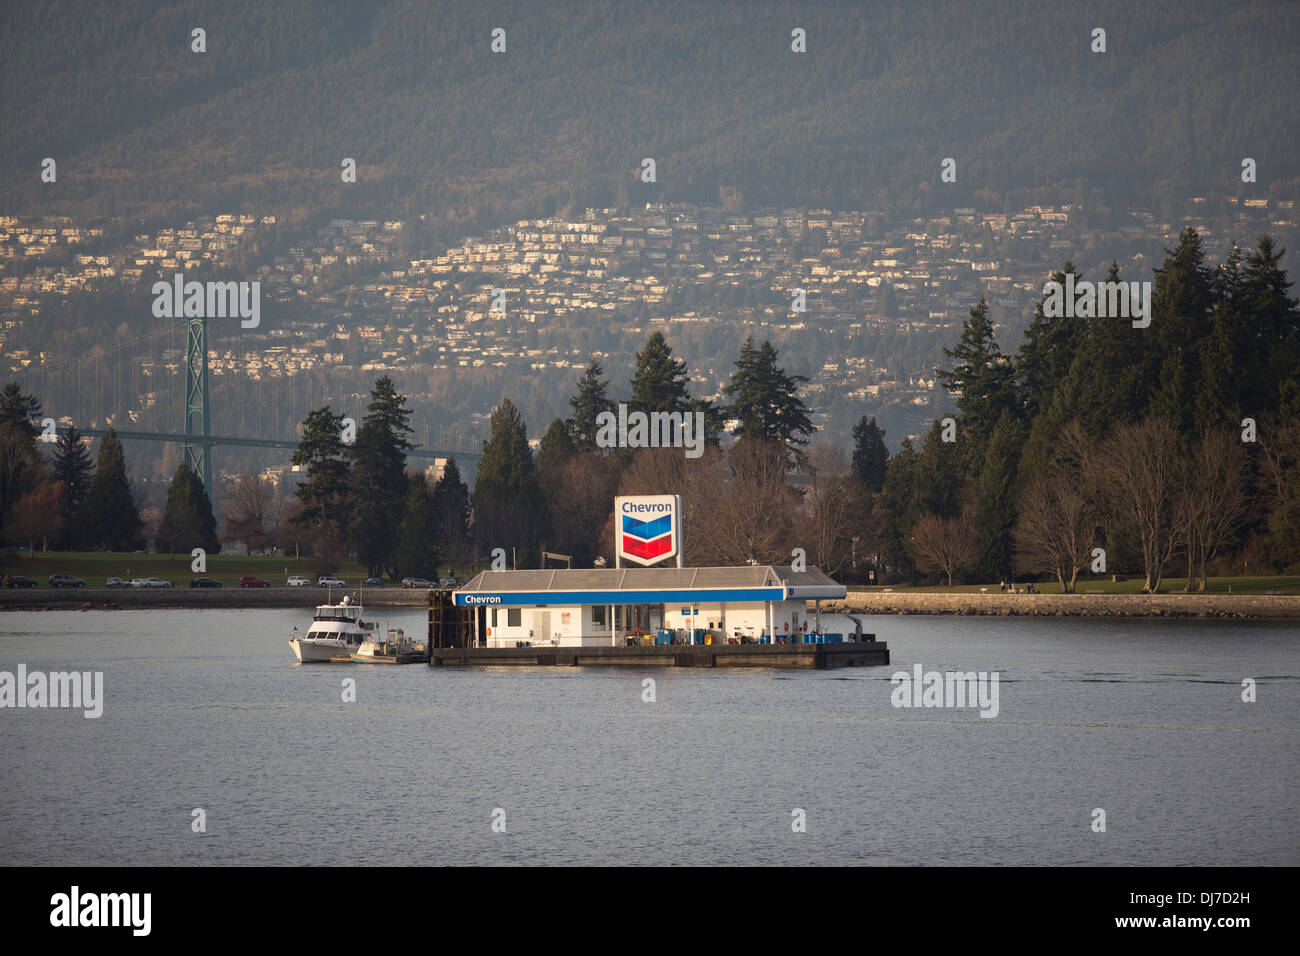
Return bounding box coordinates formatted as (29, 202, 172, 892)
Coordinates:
(935, 296, 1015, 473)
(432, 457, 471, 574)
(723, 337, 815, 455)
(0, 382, 42, 543)
(1195, 244, 1245, 431)
(973, 409, 1023, 582)
(51, 426, 93, 536)
(393, 474, 439, 580)
(537, 417, 577, 490)
(879, 437, 920, 579)
(568, 360, 614, 451)
(913, 418, 964, 519)
(158, 463, 220, 555)
(348, 376, 415, 577)
(1147, 227, 1214, 432)
(1047, 261, 1154, 440)
(1016, 263, 1086, 422)
(0, 382, 40, 437)
(291, 406, 350, 534)
(850, 415, 889, 493)
(629, 331, 690, 414)
(1240, 235, 1300, 416)
(84, 428, 141, 551)
(472, 397, 546, 561)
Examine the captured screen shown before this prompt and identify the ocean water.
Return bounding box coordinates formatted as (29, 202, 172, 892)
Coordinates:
(1, 609, 1296, 865)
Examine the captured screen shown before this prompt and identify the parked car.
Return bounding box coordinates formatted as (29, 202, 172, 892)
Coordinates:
(238, 576, 269, 589)
(286, 575, 311, 587)
(129, 578, 148, 588)
(317, 575, 345, 588)
(48, 574, 85, 587)
(141, 578, 172, 588)
(437, 577, 457, 588)
(190, 577, 222, 588)
(364, 576, 384, 587)
(4, 575, 38, 588)
(402, 576, 433, 589)
(105, 577, 128, 588)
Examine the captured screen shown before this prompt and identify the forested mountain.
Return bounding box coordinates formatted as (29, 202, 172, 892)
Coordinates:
(2, 0, 1296, 237)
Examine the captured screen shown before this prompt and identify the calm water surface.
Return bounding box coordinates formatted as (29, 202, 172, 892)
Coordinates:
(1, 609, 1296, 865)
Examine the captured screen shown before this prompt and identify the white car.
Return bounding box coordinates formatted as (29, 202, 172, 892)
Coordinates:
(130, 578, 147, 588)
(401, 577, 433, 589)
(105, 577, 127, 588)
(286, 575, 312, 587)
(318, 576, 345, 587)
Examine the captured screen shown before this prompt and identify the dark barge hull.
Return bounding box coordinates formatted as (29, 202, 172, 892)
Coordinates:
(428, 641, 888, 669)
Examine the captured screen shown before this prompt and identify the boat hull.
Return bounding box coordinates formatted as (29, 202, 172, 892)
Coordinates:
(290, 638, 358, 662)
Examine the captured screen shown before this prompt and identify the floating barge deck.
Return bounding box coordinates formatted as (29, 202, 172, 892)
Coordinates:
(428, 640, 888, 669)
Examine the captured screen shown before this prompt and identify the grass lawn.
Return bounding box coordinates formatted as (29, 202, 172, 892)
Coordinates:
(847, 575, 1300, 596)
(1, 550, 373, 587)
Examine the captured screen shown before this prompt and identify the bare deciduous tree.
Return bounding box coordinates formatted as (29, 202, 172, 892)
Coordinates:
(709, 438, 800, 566)
(802, 442, 854, 575)
(1013, 476, 1096, 592)
(910, 512, 977, 587)
(223, 474, 273, 552)
(1177, 428, 1249, 591)
(548, 451, 618, 559)
(1100, 419, 1180, 593)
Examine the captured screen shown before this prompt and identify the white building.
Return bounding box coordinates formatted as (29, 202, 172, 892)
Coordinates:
(453, 566, 855, 648)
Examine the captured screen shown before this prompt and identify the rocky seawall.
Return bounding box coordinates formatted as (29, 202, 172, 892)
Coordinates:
(0, 587, 431, 611)
(826, 592, 1300, 619)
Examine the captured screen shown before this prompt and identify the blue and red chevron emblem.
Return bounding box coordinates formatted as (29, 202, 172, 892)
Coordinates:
(621, 513, 674, 561)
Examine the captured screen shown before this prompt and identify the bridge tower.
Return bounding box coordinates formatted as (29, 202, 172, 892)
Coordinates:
(182, 314, 212, 493)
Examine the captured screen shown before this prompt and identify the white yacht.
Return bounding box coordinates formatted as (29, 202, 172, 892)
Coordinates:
(289, 595, 373, 662)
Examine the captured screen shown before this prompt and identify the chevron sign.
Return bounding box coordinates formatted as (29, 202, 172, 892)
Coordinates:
(616, 494, 681, 566)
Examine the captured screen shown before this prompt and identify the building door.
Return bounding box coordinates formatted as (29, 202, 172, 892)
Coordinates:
(533, 610, 550, 644)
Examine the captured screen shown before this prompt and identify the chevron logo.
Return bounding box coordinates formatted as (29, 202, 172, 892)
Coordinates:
(617, 495, 679, 566)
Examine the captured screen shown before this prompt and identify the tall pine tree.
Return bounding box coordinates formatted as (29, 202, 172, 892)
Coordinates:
(723, 337, 815, 456)
(158, 463, 219, 555)
(850, 416, 889, 493)
(629, 332, 690, 414)
(472, 397, 546, 564)
(84, 428, 141, 551)
(51, 426, 93, 547)
(568, 361, 614, 451)
(348, 376, 415, 577)
(935, 296, 1015, 475)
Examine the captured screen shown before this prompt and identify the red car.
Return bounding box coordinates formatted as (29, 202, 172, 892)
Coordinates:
(238, 576, 270, 588)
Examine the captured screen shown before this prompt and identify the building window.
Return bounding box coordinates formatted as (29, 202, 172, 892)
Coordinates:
(593, 605, 607, 628)
(491, 608, 497, 627)
(507, 608, 521, 628)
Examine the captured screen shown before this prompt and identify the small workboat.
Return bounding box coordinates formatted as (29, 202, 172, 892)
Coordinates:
(350, 627, 424, 664)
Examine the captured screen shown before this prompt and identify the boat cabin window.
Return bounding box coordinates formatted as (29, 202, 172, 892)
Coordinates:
(592, 605, 607, 628)
(314, 608, 359, 623)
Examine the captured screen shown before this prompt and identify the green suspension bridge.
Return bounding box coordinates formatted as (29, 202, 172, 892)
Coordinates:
(10, 314, 484, 499)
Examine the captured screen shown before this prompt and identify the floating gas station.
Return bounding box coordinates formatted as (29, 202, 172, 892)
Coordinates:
(429, 495, 888, 668)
